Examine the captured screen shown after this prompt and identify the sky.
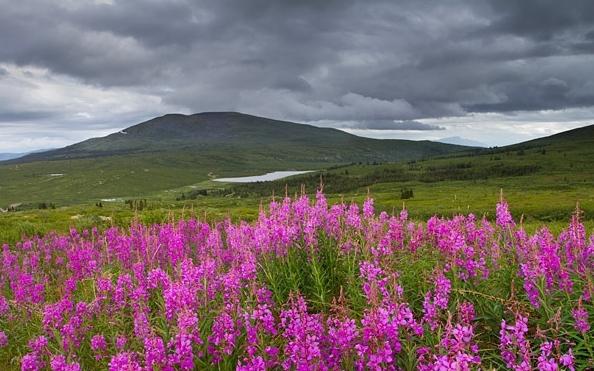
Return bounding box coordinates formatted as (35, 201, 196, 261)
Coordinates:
(1, 0, 594, 152)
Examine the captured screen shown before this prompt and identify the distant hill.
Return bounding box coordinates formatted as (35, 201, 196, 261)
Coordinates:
(0, 112, 467, 205)
(12, 112, 465, 164)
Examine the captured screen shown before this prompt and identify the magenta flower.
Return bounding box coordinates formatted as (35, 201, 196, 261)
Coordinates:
(49, 355, 81, 371)
(108, 352, 141, 371)
(21, 352, 42, 371)
(280, 295, 325, 370)
(571, 305, 590, 335)
(28, 335, 48, 353)
(496, 199, 515, 229)
(499, 314, 531, 370)
(0, 331, 7, 348)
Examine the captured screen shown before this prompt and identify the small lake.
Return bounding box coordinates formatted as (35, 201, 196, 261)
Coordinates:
(213, 170, 315, 183)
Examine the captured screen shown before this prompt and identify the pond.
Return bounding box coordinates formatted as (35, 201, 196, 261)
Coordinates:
(213, 170, 314, 183)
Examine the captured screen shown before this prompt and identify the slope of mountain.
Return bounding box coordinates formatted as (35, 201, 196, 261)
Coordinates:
(0, 112, 468, 205)
(507, 124, 594, 148)
(12, 112, 465, 164)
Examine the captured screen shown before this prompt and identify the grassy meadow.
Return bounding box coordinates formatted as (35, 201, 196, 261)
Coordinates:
(2, 132, 594, 245)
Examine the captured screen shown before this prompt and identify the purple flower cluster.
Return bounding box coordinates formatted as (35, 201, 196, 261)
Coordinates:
(0, 192, 591, 369)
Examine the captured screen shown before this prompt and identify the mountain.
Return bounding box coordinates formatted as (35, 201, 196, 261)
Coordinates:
(0, 112, 468, 205)
(438, 136, 486, 147)
(12, 112, 465, 164)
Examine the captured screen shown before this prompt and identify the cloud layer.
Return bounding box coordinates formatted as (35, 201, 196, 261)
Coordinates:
(1, 0, 593, 150)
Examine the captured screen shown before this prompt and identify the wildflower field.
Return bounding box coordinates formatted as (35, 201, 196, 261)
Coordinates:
(0, 191, 592, 370)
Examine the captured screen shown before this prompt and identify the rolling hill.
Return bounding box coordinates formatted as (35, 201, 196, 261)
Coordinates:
(209, 122, 594, 222)
(0, 112, 467, 205)
(10, 112, 466, 164)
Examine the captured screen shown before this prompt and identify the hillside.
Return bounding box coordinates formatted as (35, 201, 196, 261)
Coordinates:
(0, 112, 467, 206)
(510, 124, 594, 147)
(210, 123, 594, 221)
(11, 112, 465, 164)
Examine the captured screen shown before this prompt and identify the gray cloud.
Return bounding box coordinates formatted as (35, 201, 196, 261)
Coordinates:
(0, 0, 594, 150)
(389, 120, 445, 131)
(331, 120, 445, 131)
(0, 110, 58, 123)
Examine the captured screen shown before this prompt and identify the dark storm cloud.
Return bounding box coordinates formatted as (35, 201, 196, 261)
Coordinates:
(0, 0, 594, 145)
(485, 0, 594, 41)
(0, 110, 58, 122)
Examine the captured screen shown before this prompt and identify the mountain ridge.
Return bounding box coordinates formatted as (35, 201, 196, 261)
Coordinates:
(9, 112, 468, 164)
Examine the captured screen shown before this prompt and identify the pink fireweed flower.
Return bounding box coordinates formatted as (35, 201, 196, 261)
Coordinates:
(537, 341, 561, 371)
(559, 349, 575, 371)
(346, 203, 362, 230)
(499, 314, 531, 370)
(91, 334, 107, 359)
(433, 272, 451, 310)
(21, 352, 42, 371)
(419, 318, 481, 370)
(0, 331, 7, 347)
(280, 295, 325, 370)
(28, 335, 48, 353)
(237, 356, 266, 371)
(399, 208, 408, 222)
(325, 317, 358, 368)
(355, 306, 402, 370)
(519, 263, 541, 308)
(115, 336, 127, 351)
(208, 309, 240, 362)
(49, 355, 67, 371)
(496, 199, 515, 229)
(108, 352, 142, 371)
(422, 292, 438, 331)
(0, 295, 9, 316)
(144, 336, 167, 369)
(458, 301, 475, 325)
(571, 301, 590, 335)
(363, 197, 374, 219)
(49, 355, 81, 371)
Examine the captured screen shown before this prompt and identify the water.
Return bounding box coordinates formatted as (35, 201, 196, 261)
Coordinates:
(213, 170, 314, 183)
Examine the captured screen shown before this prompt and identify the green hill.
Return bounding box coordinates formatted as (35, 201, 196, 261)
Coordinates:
(211, 123, 594, 221)
(0, 112, 466, 206)
(11, 112, 465, 163)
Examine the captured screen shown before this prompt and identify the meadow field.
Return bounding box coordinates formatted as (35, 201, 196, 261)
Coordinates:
(1, 124, 593, 370)
(0, 191, 592, 370)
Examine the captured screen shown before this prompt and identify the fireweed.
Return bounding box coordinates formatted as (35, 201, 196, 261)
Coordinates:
(0, 193, 592, 370)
